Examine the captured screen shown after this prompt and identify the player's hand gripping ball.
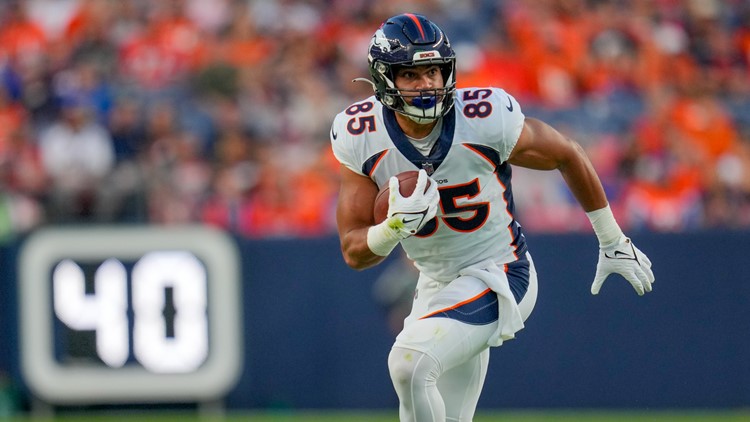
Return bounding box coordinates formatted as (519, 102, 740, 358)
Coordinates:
(373, 170, 433, 224)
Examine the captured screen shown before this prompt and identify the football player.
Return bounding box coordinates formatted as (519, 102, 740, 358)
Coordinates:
(330, 13, 654, 422)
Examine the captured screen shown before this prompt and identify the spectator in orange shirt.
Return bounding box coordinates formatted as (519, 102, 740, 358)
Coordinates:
(118, 1, 206, 92)
(503, 0, 589, 107)
(212, 2, 277, 69)
(0, 84, 27, 158)
(0, 1, 48, 70)
(668, 85, 739, 166)
(619, 105, 705, 231)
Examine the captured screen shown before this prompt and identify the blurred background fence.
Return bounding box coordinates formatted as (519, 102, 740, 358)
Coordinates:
(1, 230, 750, 412)
(0, 0, 749, 415)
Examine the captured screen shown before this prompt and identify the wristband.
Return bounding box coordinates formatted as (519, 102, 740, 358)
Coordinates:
(586, 204, 624, 247)
(366, 218, 403, 257)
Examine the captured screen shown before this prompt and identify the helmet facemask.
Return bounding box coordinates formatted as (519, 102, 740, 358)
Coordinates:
(376, 61, 456, 124)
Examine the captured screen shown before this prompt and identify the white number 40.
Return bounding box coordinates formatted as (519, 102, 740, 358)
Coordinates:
(52, 251, 208, 374)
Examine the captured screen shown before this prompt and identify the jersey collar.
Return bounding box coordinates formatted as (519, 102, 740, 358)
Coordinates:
(383, 107, 455, 175)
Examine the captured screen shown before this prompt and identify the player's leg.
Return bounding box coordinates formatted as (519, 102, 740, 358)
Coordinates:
(438, 253, 537, 421)
(388, 345, 444, 422)
(388, 274, 497, 422)
(388, 317, 495, 422)
(388, 274, 443, 422)
(388, 254, 538, 421)
(437, 347, 489, 422)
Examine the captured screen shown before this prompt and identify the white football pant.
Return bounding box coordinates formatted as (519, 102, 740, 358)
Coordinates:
(388, 253, 538, 422)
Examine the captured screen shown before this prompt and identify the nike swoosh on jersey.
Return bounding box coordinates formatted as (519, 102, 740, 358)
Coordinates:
(505, 96, 513, 112)
(331, 129, 338, 140)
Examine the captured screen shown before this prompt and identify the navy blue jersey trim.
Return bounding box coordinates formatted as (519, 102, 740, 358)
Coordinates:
(362, 150, 388, 177)
(422, 288, 499, 325)
(383, 107, 456, 173)
(497, 162, 527, 257)
(464, 143, 501, 168)
(506, 257, 530, 303)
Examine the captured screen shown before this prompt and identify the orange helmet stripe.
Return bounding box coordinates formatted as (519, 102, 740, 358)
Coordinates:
(404, 13, 426, 40)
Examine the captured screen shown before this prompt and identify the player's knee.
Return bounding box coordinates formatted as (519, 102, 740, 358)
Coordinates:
(387, 349, 413, 387)
(388, 347, 439, 388)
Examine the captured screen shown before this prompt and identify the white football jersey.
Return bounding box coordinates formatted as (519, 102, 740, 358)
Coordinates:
(331, 87, 528, 282)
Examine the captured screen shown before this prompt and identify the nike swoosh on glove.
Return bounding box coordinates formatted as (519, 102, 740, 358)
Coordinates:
(386, 169, 439, 239)
(591, 235, 655, 296)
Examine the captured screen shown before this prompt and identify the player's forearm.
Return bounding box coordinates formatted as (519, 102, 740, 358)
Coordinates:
(340, 227, 388, 270)
(558, 141, 609, 212)
(558, 142, 625, 246)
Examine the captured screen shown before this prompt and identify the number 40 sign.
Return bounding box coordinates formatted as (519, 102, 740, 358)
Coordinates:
(18, 226, 243, 405)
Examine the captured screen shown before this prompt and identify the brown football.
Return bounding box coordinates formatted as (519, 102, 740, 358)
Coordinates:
(373, 170, 431, 224)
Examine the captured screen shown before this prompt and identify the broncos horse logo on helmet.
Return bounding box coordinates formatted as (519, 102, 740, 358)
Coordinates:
(359, 13, 457, 124)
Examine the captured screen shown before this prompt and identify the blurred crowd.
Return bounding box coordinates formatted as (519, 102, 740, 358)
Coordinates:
(0, 0, 749, 242)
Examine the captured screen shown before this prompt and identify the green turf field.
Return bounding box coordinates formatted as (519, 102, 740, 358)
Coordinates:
(4, 410, 750, 422)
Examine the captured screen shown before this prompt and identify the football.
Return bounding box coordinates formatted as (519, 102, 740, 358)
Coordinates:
(373, 170, 431, 224)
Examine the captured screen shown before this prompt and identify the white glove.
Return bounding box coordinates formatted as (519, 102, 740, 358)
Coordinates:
(386, 169, 439, 238)
(591, 235, 655, 296)
(366, 169, 439, 257)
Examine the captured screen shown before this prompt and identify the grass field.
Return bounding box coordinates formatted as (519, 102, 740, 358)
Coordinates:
(4, 410, 750, 422)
